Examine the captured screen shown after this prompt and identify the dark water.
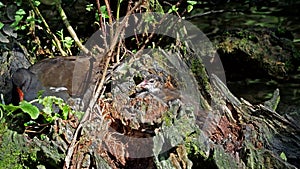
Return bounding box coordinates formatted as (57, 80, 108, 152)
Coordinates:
(188, 1, 300, 115)
(189, 1, 300, 41)
(227, 78, 300, 115)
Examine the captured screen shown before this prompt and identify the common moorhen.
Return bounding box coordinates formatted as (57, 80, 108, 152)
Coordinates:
(12, 56, 97, 111)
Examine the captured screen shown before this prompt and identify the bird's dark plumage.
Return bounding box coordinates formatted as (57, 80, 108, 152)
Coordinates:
(11, 56, 97, 111)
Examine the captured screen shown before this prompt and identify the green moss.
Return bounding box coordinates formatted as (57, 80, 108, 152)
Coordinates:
(162, 110, 173, 127)
(0, 119, 39, 169)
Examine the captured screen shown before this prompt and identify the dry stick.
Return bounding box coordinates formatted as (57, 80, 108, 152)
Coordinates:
(63, 123, 83, 169)
(104, 0, 113, 25)
(81, 0, 144, 123)
(116, 40, 122, 63)
(63, 2, 144, 168)
(91, 0, 144, 108)
(28, 0, 67, 56)
(56, 3, 90, 55)
(95, 0, 109, 50)
(104, 0, 115, 61)
(96, 0, 104, 31)
(186, 9, 240, 20)
(63, 58, 111, 168)
(135, 12, 169, 56)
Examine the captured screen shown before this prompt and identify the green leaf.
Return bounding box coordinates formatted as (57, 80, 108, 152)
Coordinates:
(168, 5, 178, 13)
(20, 25, 26, 30)
(280, 152, 287, 161)
(187, 1, 197, 5)
(33, 0, 41, 6)
(100, 5, 109, 18)
(16, 9, 26, 15)
(40, 134, 47, 140)
(11, 15, 24, 29)
(24, 120, 37, 127)
(172, 5, 178, 11)
(15, 15, 23, 22)
(0, 103, 19, 115)
(26, 15, 35, 22)
(100, 5, 106, 11)
(19, 101, 40, 119)
(61, 105, 70, 120)
(86, 4, 93, 12)
(41, 96, 56, 115)
(187, 5, 193, 13)
(56, 29, 63, 38)
(64, 36, 74, 48)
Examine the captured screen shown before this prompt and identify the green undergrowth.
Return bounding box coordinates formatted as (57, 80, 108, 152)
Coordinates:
(0, 95, 83, 168)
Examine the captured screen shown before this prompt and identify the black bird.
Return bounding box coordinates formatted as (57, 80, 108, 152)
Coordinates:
(11, 56, 97, 111)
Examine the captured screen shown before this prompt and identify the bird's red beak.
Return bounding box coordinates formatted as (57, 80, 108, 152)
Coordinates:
(16, 87, 24, 101)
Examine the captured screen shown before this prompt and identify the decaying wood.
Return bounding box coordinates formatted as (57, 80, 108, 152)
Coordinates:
(39, 51, 299, 168)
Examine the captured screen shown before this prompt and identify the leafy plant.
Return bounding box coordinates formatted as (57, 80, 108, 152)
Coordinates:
(187, 1, 197, 13)
(10, 7, 42, 32)
(0, 95, 73, 125)
(10, 9, 26, 30)
(85, 3, 93, 12)
(168, 5, 179, 14)
(38, 96, 71, 123)
(0, 101, 39, 120)
(56, 29, 74, 55)
(100, 5, 109, 19)
(280, 152, 287, 161)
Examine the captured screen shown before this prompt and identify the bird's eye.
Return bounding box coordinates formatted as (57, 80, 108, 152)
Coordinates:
(148, 79, 155, 83)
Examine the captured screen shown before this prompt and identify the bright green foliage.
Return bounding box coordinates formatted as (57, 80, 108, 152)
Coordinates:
(19, 101, 40, 119)
(0, 95, 72, 125)
(0, 22, 4, 29)
(168, 5, 179, 14)
(39, 96, 71, 122)
(187, 1, 197, 13)
(85, 4, 93, 12)
(56, 29, 74, 55)
(100, 5, 109, 19)
(280, 152, 287, 161)
(10, 9, 26, 30)
(150, 0, 164, 13)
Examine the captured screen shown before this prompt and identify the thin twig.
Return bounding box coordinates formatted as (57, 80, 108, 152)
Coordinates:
(96, 0, 104, 31)
(91, 0, 144, 110)
(104, 0, 113, 25)
(135, 12, 169, 56)
(63, 123, 83, 169)
(186, 9, 241, 20)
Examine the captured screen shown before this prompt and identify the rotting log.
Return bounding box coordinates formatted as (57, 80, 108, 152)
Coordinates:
(23, 51, 299, 168)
